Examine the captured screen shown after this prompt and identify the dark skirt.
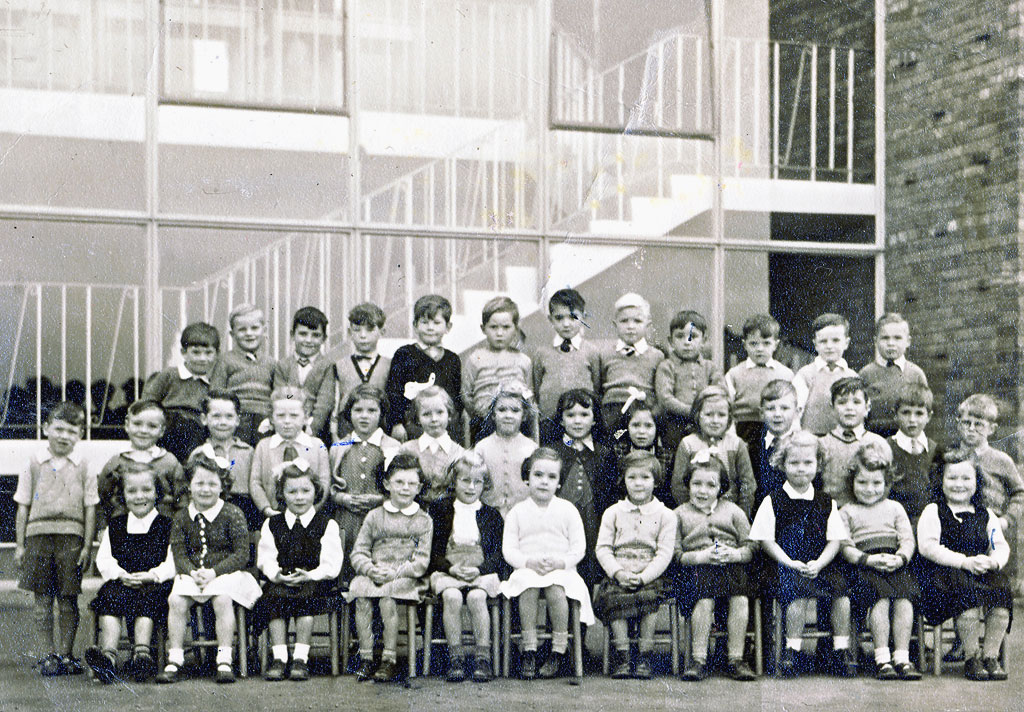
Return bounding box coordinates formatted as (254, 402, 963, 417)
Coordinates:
(253, 580, 338, 631)
(89, 580, 173, 625)
(847, 549, 920, 612)
(593, 577, 671, 623)
(917, 561, 1013, 625)
(675, 563, 752, 616)
(771, 561, 847, 608)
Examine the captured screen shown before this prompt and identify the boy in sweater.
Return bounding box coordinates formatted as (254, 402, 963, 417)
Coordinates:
(724, 314, 794, 444)
(655, 309, 722, 452)
(272, 306, 336, 446)
(818, 377, 887, 506)
(859, 313, 928, 437)
(793, 313, 857, 436)
(886, 383, 943, 525)
(210, 304, 273, 446)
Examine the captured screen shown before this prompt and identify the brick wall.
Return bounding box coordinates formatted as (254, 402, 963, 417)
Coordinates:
(886, 0, 1024, 449)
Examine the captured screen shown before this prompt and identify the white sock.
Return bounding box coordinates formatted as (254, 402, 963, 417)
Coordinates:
(216, 646, 233, 666)
(168, 648, 185, 666)
(786, 638, 802, 651)
(833, 636, 850, 650)
(292, 643, 310, 662)
(893, 649, 910, 665)
(874, 648, 891, 664)
(272, 644, 288, 662)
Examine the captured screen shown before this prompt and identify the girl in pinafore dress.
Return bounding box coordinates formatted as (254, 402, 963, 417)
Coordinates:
(475, 381, 537, 518)
(157, 453, 262, 684)
(428, 451, 505, 682)
(330, 384, 399, 579)
(86, 465, 175, 684)
(346, 452, 433, 683)
(398, 385, 465, 505)
(501, 447, 595, 681)
(917, 455, 1013, 681)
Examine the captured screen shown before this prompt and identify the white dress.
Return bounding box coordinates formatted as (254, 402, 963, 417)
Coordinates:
(499, 496, 595, 625)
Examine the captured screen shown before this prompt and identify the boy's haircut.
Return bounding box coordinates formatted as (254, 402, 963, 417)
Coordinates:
(769, 429, 825, 475)
(619, 450, 664, 487)
(520, 446, 564, 483)
(811, 312, 849, 334)
(202, 389, 241, 415)
(228, 303, 263, 330)
(180, 322, 220, 350)
(958, 393, 999, 423)
(410, 385, 456, 425)
(291, 306, 328, 335)
(481, 296, 520, 327)
(614, 292, 650, 318)
(127, 399, 166, 421)
(830, 376, 867, 404)
(340, 384, 388, 428)
(683, 451, 730, 497)
(548, 288, 585, 316)
(844, 439, 894, 501)
(187, 452, 233, 491)
(688, 384, 733, 424)
(555, 388, 600, 433)
(669, 310, 708, 336)
(444, 450, 493, 495)
(348, 302, 386, 329)
(270, 386, 312, 415)
(116, 462, 165, 504)
(894, 383, 934, 413)
(875, 312, 908, 333)
(45, 401, 86, 428)
(741, 313, 780, 340)
(275, 462, 325, 510)
(760, 379, 798, 405)
(413, 294, 453, 324)
(939, 452, 986, 509)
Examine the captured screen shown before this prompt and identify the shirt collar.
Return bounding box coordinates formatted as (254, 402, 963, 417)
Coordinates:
(284, 508, 317, 528)
(686, 498, 718, 515)
(831, 424, 867, 441)
(177, 363, 209, 384)
(626, 498, 663, 515)
(553, 333, 584, 350)
(188, 499, 224, 521)
(122, 444, 164, 463)
(764, 425, 798, 449)
(743, 357, 784, 370)
(616, 338, 649, 355)
(419, 432, 457, 454)
(126, 509, 159, 532)
(453, 499, 482, 514)
(814, 355, 849, 372)
(876, 355, 907, 370)
(352, 428, 385, 447)
(893, 431, 928, 453)
(383, 500, 420, 516)
(269, 431, 318, 450)
(37, 447, 82, 466)
(783, 481, 815, 500)
(563, 434, 594, 451)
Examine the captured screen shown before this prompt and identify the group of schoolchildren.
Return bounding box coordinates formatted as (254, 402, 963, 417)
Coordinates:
(12, 287, 1022, 690)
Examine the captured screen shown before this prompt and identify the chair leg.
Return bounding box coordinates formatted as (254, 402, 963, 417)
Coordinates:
(340, 603, 350, 674)
(772, 600, 782, 677)
(932, 621, 942, 676)
(237, 607, 248, 678)
(753, 599, 764, 677)
(502, 599, 511, 678)
(329, 611, 339, 676)
(259, 626, 268, 675)
(915, 614, 925, 673)
(601, 622, 610, 675)
(406, 604, 417, 680)
(670, 605, 680, 676)
(490, 600, 501, 676)
(423, 601, 434, 677)
(571, 602, 583, 684)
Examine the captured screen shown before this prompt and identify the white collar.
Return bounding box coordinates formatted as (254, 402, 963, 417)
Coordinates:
(188, 499, 224, 521)
(625, 498, 663, 515)
(832, 424, 867, 440)
(764, 425, 798, 449)
(383, 500, 420, 516)
(553, 333, 584, 350)
(203, 438, 248, 454)
(894, 431, 928, 454)
(876, 355, 907, 370)
(783, 481, 815, 501)
(453, 499, 482, 514)
(418, 432, 457, 454)
(352, 428, 385, 446)
(36, 447, 82, 466)
(616, 338, 649, 355)
(177, 363, 210, 383)
(563, 434, 594, 451)
(284, 508, 317, 528)
(813, 355, 849, 372)
(122, 444, 165, 462)
(742, 357, 784, 370)
(126, 509, 159, 533)
(268, 431, 318, 449)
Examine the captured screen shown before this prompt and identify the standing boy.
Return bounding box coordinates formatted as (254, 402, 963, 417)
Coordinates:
(14, 402, 97, 676)
(748, 379, 802, 508)
(887, 384, 943, 525)
(792, 313, 857, 436)
(210, 304, 274, 447)
(333, 303, 390, 440)
(141, 322, 219, 463)
(272, 306, 336, 446)
(817, 377, 887, 506)
(859, 313, 928, 437)
(724, 314, 794, 444)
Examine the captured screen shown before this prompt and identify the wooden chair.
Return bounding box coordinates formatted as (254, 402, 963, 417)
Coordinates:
(501, 597, 583, 684)
(421, 592, 502, 676)
(680, 597, 763, 675)
(599, 602, 680, 676)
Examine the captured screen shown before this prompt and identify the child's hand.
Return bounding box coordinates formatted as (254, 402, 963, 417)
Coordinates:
(264, 507, 280, 518)
(76, 546, 92, 572)
(710, 545, 742, 565)
(962, 557, 990, 576)
(13, 545, 24, 569)
(973, 555, 999, 573)
(525, 557, 547, 574)
(289, 568, 312, 584)
(193, 568, 215, 588)
(998, 516, 1010, 532)
(801, 560, 823, 579)
(369, 566, 394, 585)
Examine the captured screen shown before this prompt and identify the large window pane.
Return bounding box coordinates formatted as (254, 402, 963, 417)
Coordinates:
(0, 221, 146, 439)
(0, 0, 145, 209)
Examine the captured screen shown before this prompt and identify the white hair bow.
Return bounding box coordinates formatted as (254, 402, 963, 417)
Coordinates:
(272, 456, 311, 480)
(404, 372, 436, 400)
(620, 386, 647, 414)
(198, 443, 232, 470)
